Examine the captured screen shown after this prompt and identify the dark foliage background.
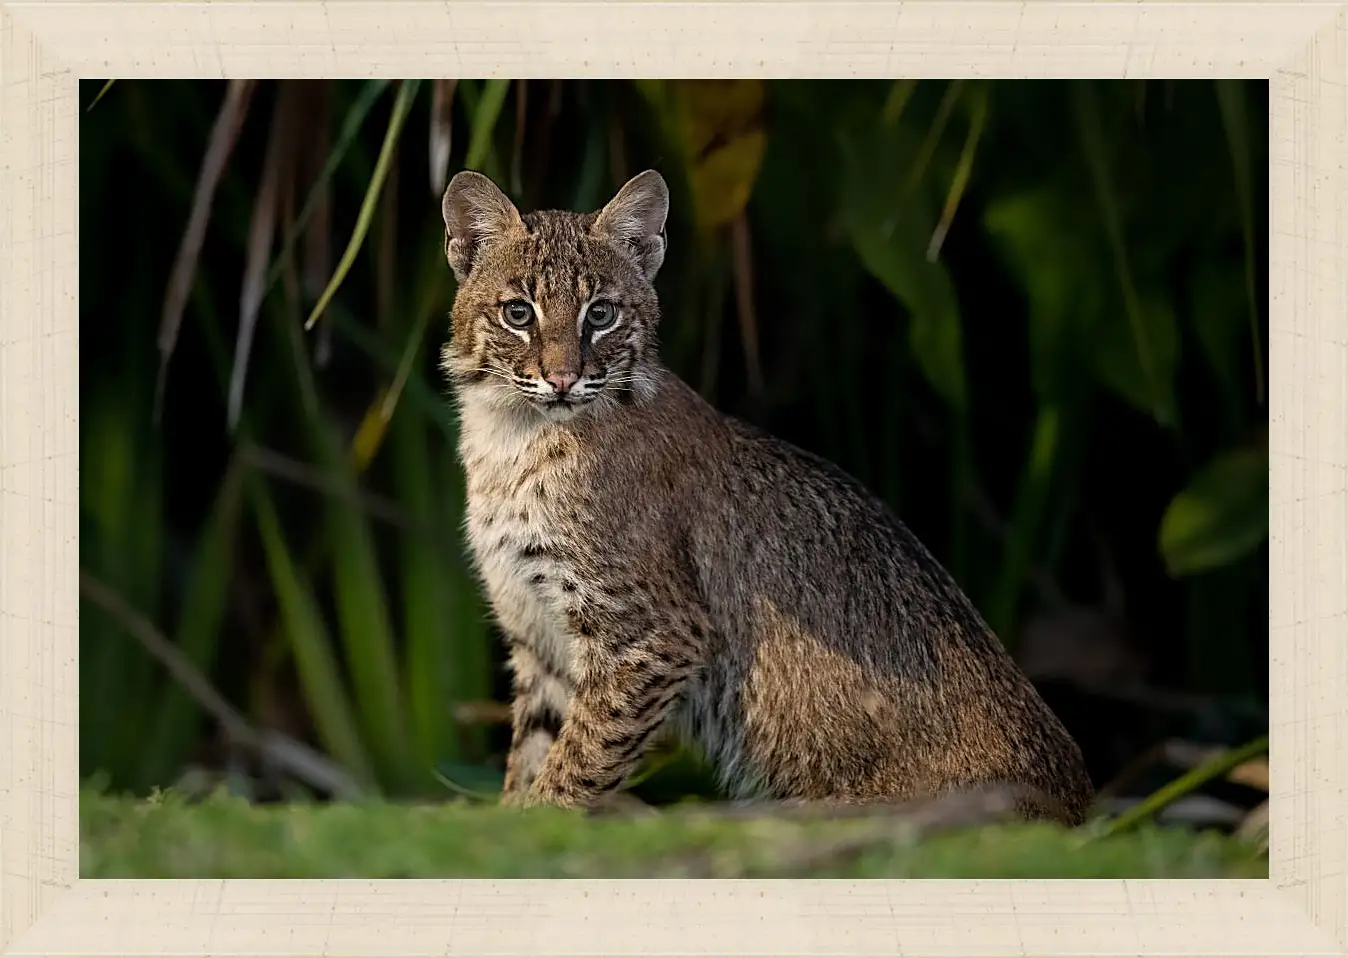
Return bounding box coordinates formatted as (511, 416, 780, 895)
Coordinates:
(79, 79, 1269, 813)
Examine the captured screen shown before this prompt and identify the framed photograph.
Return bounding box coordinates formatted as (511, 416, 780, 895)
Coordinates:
(2, 2, 1343, 955)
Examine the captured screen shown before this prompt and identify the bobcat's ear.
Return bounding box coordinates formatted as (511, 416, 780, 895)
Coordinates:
(594, 170, 669, 281)
(441, 171, 523, 282)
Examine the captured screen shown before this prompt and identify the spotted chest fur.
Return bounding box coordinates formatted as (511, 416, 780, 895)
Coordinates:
(456, 391, 714, 805)
(462, 412, 584, 629)
(456, 397, 600, 791)
(466, 495, 576, 674)
(466, 472, 570, 650)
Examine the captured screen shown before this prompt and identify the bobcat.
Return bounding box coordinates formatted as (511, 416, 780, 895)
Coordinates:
(440, 169, 1094, 825)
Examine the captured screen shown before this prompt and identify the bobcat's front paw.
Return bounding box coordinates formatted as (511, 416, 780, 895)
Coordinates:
(524, 768, 593, 810)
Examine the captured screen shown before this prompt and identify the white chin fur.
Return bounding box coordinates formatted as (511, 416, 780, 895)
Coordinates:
(533, 400, 588, 422)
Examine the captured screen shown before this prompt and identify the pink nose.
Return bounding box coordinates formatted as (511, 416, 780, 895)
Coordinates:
(546, 371, 579, 395)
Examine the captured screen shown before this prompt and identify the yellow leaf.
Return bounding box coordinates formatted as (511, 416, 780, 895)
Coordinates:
(666, 80, 767, 232)
(690, 130, 767, 232)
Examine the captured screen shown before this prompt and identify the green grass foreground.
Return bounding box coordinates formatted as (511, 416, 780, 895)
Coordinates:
(81, 789, 1268, 879)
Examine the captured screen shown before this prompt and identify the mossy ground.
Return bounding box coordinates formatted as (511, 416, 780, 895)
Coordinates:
(81, 788, 1267, 879)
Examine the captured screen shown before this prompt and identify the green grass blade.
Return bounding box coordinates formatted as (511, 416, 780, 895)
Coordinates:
(1074, 82, 1169, 429)
(86, 79, 118, 112)
(431, 766, 499, 803)
(198, 249, 407, 793)
(987, 405, 1061, 644)
(927, 82, 989, 262)
(250, 476, 376, 790)
(948, 414, 973, 590)
(392, 405, 493, 772)
(571, 112, 608, 213)
(439, 440, 492, 689)
(1103, 735, 1268, 836)
(324, 485, 415, 788)
(903, 79, 963, 196)
(384, 220, 458, 415)
(81, 433, 161, 785)
(260, 79, 389, 308)
(394, 409, 455, 768)
(137, 456, 247, 785)
(81, 346, 166, 787)
(1214, 80, 1265, 406)
(880, 78, 918, 126)
(306, 79, 422, 330)
(184, 262, 388, 793)
(281, 302, 416, 790)
(463, 79, 512, 174)
(323, 302, 460, 444)
(382, 227, 492, 770)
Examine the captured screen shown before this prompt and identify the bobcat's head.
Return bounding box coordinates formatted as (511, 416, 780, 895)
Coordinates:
(440, 169, 669, 422)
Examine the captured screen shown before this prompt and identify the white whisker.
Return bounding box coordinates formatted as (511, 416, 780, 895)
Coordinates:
(473, 366, 518, 384)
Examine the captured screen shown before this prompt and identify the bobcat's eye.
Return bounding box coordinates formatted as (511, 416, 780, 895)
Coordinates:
(502, 300, 535, 328)
(585, 301, 618, 330)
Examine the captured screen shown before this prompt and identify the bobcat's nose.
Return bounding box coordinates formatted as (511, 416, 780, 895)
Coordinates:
(545, 371, 579, 395)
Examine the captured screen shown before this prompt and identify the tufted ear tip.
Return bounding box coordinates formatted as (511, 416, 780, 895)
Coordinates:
(623, 169, 670, 205)
(440, 170, 522, 281)
(595, 170, 671, 281)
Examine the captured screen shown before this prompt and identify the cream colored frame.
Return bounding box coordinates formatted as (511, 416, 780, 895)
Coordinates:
(1, 1, 1343, 955)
